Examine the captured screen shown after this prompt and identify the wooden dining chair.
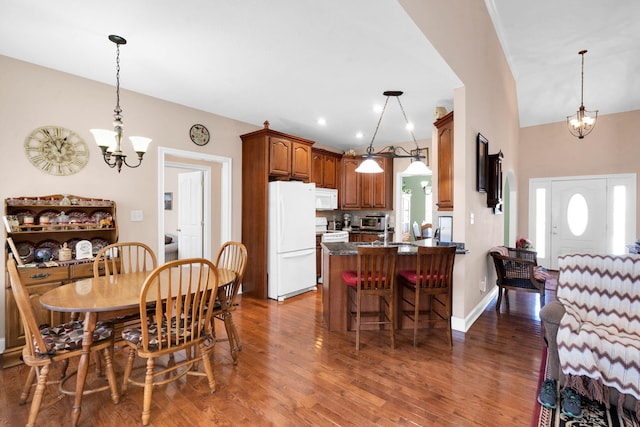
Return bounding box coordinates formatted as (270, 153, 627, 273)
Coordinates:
(212, 241, 247, 364)
(398, 245, 456, 347)
(343, 246, 399, 350)
(92, 241, 157, 326)
(7, 258, 119, 427)
(120, 258, 219, 427)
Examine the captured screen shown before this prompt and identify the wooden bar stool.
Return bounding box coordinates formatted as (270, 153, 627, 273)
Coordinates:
(398, 245, 456, 347)
(342, 246, 399, 350)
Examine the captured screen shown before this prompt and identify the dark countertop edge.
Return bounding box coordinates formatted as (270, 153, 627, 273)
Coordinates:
(322, 241, 468, 255)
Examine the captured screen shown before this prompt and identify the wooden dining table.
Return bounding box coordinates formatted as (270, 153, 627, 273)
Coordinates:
(39, 267, 236, 427)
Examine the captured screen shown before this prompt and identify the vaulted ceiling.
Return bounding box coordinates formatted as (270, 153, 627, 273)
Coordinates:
(1, 1, 638, 151)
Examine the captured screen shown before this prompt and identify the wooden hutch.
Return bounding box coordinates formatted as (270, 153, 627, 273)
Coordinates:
(3, 194, 118, 367)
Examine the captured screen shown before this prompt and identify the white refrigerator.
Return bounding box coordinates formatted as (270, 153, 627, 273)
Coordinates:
(268, 181, 317, 301)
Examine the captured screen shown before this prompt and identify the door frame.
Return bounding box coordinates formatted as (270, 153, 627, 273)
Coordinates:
(158, 147, 233, 264)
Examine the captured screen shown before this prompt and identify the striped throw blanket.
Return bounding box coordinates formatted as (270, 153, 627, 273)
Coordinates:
(556, 253, 640, 417)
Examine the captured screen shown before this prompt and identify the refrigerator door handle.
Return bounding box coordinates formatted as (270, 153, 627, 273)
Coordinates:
(278, 196, 285, 244)
(281, 249, 315, 258)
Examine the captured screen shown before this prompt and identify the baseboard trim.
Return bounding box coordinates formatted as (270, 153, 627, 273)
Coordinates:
(451, 287, 498, 332)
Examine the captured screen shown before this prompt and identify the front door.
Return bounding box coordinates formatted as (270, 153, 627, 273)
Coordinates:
(549, 178, 607, 269)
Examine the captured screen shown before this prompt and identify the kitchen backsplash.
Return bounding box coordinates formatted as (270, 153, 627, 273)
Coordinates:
(316, 210, 394, 228)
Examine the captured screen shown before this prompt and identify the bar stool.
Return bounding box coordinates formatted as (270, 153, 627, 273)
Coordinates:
(398, 245, 456, 347)
(342, 246, 399, 350)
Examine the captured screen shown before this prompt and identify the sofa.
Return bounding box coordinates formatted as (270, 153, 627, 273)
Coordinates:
(540, 253, 640, 416)
(164, 233, 178, 261)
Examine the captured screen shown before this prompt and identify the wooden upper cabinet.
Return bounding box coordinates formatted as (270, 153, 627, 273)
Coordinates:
(268, 137, 292, 177)
(340, 156, 392, 210)
(268, 137, 311, 180)
(361, 158, 391, 209)
(291, 142, 311, 180)
(311, 148, 341, 189)
(435, 111, 454, 211)
(340, 156, 362, 209)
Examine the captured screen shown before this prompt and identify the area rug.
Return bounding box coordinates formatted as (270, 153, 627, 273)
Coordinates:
(531, 347, 639, 427)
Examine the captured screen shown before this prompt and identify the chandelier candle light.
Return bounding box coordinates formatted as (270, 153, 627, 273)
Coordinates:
(90, 35, 151, 172)
(355, 91, 431, 175)
(567, 50, 598, 139)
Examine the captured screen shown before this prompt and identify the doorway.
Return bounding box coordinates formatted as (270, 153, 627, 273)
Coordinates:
(158, 147, 233, 264)
(528, 174, 636, 269)
(395, 172, 432, 241)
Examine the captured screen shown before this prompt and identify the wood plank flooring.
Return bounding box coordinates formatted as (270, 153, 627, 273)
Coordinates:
(0, 283, 554, 426)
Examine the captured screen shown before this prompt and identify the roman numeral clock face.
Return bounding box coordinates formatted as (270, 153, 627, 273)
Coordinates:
(24, 126, 89, 176)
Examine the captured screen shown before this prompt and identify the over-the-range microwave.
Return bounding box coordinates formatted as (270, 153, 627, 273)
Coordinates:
(315, 188, 338, 210)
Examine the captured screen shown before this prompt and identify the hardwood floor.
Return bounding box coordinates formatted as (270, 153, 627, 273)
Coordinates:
(0, 284, 554, 426)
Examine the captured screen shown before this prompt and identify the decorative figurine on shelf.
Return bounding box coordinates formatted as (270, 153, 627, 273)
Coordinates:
(58, 242, 72, 261)
(99, 216, 113, 228)
(61, 194, 71, 205)
(516, 237, 534, 250)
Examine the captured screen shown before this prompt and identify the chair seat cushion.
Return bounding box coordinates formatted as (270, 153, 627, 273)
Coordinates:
(37, 320, 113, 355)
(398, 270, 444, 284)
(122, 318, 197, 350)
(341, 270, 388, 287)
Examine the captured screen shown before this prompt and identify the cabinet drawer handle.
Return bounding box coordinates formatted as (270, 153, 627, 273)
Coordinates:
(29, 273, 50, 280)
(97, 266, 105, 273)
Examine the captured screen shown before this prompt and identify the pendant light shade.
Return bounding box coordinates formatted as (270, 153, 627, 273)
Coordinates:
(356, 91, 430, 175)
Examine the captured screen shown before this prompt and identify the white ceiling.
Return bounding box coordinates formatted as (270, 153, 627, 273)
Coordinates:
(1, 1, 639, 151)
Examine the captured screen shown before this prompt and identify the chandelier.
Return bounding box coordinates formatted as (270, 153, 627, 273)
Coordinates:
(567, 50, 598, 139)
(90, 35, 151, 173)
(355, 91, 431, 175)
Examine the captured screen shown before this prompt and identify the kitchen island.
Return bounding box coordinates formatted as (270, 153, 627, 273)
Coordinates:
(321, 240, 466, 331)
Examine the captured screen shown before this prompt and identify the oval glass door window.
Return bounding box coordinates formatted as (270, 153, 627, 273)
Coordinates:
(567, 193, 588, 236)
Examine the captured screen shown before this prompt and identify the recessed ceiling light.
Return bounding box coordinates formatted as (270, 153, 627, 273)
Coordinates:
(405, 122, 415, 131)
(355, 132, 364, 139)
(317, 117, 326, 126)
(373, 104, 383, 114)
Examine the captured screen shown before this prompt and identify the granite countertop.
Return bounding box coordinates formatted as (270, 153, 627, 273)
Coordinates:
(322, 239, 468, 255)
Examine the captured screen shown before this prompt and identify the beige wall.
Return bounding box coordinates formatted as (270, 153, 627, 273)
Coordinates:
(518, 110, 640, 238)
(0, 55, 259, 346)
(401, 0, 520, 326)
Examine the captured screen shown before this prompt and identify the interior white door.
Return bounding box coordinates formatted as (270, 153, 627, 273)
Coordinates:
(550, 178, 607, 269)
(178, 170, 204, 258)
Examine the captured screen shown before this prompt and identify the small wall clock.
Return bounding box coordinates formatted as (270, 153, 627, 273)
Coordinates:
(24, 125, 90, 176)
(189, 124, 210, 146)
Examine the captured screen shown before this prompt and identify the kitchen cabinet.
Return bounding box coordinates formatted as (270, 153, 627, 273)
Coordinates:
(311, 148, 341, 189)
(487, 150, 504, 213)
(3, 194, 118, 367)
(269, 137, 312, 181)
(340, 156, 393, 210)
(435, 111, 454, 211)
(349, 232, 392, 243)
(240, 122, 315, 299)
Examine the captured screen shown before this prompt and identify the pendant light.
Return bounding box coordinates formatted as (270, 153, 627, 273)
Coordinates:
(567, 50, 598, 139)
(355, 91, 431, 175)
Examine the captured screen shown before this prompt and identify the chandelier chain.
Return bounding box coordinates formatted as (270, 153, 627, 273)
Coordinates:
(114, 43, 122, 118)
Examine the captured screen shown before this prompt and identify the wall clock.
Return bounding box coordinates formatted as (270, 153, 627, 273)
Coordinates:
(24, 125, 89, 176)
(189, 124, 210, 146)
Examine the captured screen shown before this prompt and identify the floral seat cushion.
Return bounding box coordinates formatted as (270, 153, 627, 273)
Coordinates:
(122, 318, 199, 350)
(36, 320, 113, 355)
